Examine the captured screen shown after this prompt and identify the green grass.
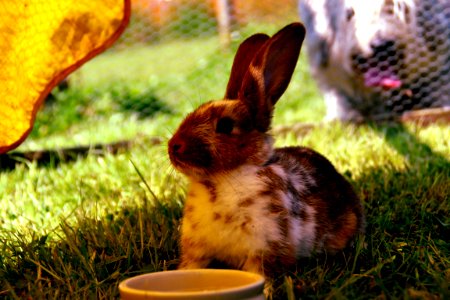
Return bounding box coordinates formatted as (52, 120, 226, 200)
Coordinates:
(1, 24, 449, 299)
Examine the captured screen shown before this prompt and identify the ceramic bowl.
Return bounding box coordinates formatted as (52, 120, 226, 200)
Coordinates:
(118, 269, 265, 299)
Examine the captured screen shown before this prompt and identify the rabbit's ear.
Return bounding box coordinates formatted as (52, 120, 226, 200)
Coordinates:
(239, 22, 306, 132)
(224, 33, 270, 99)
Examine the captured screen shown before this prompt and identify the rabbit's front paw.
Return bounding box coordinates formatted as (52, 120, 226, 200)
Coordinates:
(242, 255, 264, 275)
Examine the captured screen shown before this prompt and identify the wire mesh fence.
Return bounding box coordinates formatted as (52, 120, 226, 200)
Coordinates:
(71, 0, 449, 123)
(300, 0, 450, 121)
(117, 0, 299, 47)
(351, 0, 450, 117)
(67, 0, 303, 125)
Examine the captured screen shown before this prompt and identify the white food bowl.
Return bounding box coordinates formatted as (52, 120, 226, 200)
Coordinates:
(118, 269, 265, 299)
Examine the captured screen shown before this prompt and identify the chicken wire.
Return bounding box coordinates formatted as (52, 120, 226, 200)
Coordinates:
(77, 0, 449, 121)
(300, 0, 450, 121)
(72, 0, 299, 118)
(354, 0, 449, 116)
(116, 0, 298, 46)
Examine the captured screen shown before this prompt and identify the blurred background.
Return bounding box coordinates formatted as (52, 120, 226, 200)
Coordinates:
(25, 0, 449, 151)
(25, 0, 322, 151)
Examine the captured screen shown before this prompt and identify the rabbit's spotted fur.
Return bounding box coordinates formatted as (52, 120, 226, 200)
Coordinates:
(168, 23, 364, 277)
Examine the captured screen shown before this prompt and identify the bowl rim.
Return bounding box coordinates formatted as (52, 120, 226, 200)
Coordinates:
(118, 269, 265, 298)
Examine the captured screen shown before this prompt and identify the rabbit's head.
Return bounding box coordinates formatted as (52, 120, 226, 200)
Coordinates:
(169, 23, 306, 179)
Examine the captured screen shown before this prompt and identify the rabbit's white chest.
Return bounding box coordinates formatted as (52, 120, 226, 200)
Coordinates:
(181, 167, 282, 258)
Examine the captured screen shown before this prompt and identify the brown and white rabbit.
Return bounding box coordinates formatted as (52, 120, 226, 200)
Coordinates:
(168, 22, 364, 277)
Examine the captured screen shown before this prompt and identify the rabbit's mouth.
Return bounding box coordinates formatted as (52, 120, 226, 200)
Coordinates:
(352, 39, 404, 90)
(168, 136, 213, 176)
(170, 159, 205, 178)
(362, 67, 401, 89)
(169, 151, 208, 177)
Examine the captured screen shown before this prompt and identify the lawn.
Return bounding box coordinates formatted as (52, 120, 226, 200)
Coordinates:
(1, 24, 449, 299)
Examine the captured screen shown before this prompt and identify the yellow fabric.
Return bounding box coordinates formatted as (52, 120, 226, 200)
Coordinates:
(0, 0, 130, 153)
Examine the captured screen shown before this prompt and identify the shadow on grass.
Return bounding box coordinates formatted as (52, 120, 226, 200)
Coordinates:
(369, 122, 449, 168)
(364, 122, 449, 246)
(0, 141, 135, 171)
(351, 123, 449, 299)
(0, 197, 182, 299)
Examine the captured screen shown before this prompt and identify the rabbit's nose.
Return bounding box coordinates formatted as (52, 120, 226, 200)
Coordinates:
(172, 143, 182, 152)
(169, 139, 185, 154)
(370, 39, 396, 53)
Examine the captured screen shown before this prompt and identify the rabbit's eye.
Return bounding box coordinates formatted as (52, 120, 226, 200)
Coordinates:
(346, 8, 354, 21)
(216, 117, 235, 134)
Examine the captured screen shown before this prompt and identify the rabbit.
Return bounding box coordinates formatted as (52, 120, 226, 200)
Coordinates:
(299, 0, 450, 122)
(168, 22, 365, 277)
